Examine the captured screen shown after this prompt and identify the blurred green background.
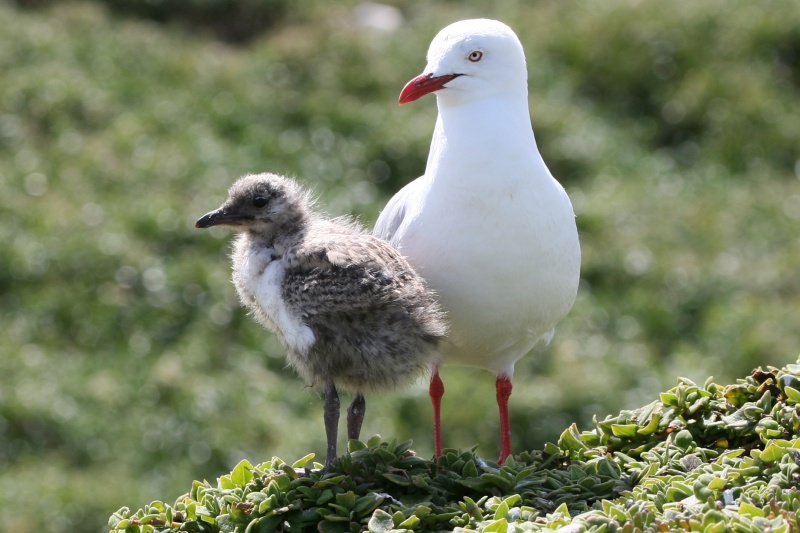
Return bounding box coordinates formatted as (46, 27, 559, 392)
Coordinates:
(1, 0, 799, 531)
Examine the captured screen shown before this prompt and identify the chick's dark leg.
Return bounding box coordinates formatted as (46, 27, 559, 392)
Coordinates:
(323, 381, 340, 469)
(347, 393, 366, 441)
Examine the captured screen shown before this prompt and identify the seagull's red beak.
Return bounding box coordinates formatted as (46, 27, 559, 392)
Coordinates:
(398, 73, 462, 105)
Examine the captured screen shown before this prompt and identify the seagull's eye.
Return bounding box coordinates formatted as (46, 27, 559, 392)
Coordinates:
(252, 196, 268, 208)
(468, 50, 483, 62)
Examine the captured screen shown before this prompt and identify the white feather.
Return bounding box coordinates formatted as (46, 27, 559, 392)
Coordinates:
(233, 239, 316, 355)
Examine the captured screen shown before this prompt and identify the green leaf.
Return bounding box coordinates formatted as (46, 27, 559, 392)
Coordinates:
(738, 502, 764, 517)
(138, 513, 160, 524)
(246, 515, 282, 533)
(394, 439, 414, 455)
(559, 424, 588, 451)
(335, 491, 356, 510)
(411, 474, 428, 488)
(184, 501, 197, 521)
(552, 502, 570, 516)
(353, 493, 384, 516)
(493, 500, 509, 520)
(149, 501, 166, 512)
(543, 441, 562, 455)
(708, 477, 727, 490)
(318, 519, 349, 533)
(347, 439, 367, 452)
(316, 489, 335, 505)
(328, 503, 352, 517)
(258, 494, 278, 514)
(502, 494, 522, 508)
(230, 459, 254, 487)
(374, 448, 397, 462)
(413, 506, 431, 519)
(784, 386, 800, 403)
(483, 518, 508, 533)
(660, 391, 680, 406)
(636, 412, 662, 435)
(673, 429, 695, 449)
(610, 423, 639, 437)
(462, 458, 479, 478)
(368, 509, 394, 533)
(461, 497, 484, 521)
(322, 513, 351, 523)
(396, 455, 430, 468)
(480, 473, 512, 491)
(291, 453, 315, 468)
(502, 455, 517, 469)
(313, 475, 346, 489)
(382, 473, 410, 486)
(666, 483, 692, 502)
(397, 515, 420, 529)
(458, 477, 491, 490)
(760, 442, 787, 462)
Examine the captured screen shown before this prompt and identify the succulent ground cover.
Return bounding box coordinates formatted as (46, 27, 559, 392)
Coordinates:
(109, 359, 800, 532)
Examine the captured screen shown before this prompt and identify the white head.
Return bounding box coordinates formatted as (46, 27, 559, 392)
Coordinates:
(399, 19, 528, 106)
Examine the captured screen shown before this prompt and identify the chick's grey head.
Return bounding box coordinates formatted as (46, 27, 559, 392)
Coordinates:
(195, 173, 312, 238)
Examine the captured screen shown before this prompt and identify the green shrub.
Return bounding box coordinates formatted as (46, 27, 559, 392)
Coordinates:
(108, 360, 800, 532)
(10, 0, 293, 42)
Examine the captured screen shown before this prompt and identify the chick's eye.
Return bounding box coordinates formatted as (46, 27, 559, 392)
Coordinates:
(252, 196, 268, 208)
(468, 50, 483, 62)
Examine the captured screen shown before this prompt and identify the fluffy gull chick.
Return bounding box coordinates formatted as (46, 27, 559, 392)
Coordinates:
(197, 172, 447, 468)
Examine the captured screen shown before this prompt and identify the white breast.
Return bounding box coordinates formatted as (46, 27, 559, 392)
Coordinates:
(395, 174, 579, 374)
(379, 98, 581, 376)
(232, 238, 316, 355)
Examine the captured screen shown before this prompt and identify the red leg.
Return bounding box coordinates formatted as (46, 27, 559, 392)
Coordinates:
(429, 368, 444, 457)
(496, 375, 513, 464)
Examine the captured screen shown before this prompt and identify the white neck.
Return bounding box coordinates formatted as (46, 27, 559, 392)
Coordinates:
(425, 91, 547, 193)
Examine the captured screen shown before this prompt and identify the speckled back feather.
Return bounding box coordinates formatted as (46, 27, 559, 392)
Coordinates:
(283, 229, 447, 392)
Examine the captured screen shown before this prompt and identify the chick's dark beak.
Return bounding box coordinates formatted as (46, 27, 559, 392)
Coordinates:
(195, 208, 242, 228)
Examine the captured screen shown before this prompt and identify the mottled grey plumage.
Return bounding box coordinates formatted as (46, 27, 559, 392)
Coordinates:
(196, 172, 447, 467)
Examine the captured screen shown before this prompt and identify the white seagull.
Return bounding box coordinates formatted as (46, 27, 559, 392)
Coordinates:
(374, 19, 581, 463)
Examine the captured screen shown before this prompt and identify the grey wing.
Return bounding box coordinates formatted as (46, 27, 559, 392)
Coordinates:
(282, 235, 420, 314)
(282, 234, 445, 393)
(373, 177, 423, 243)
